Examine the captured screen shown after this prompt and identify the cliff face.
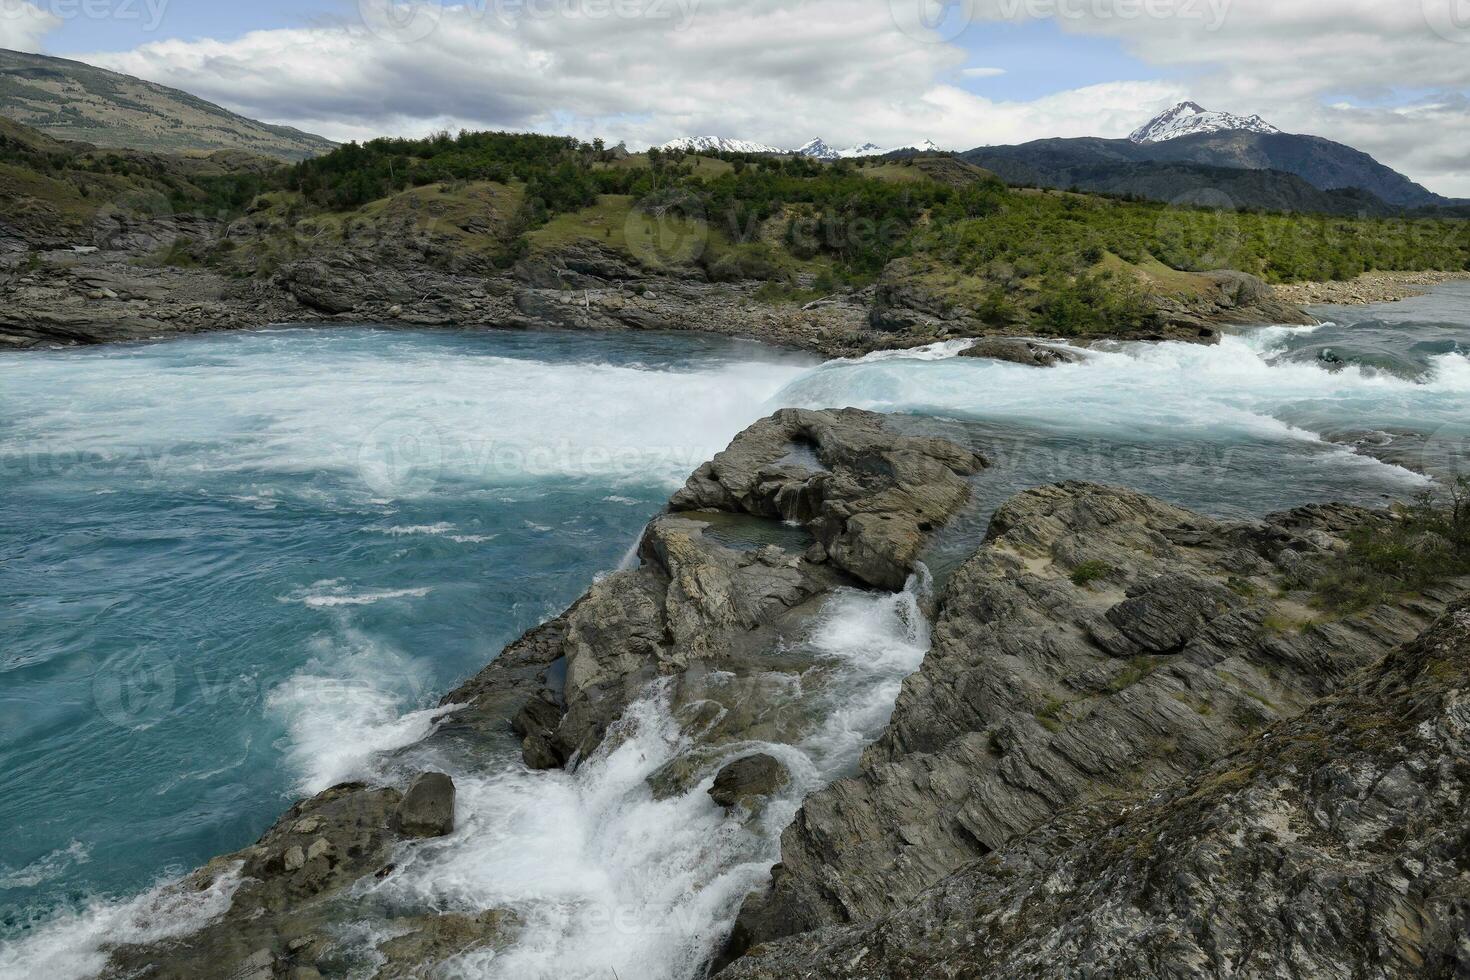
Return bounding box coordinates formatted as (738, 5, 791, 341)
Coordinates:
(727, 483, 1466, 955)
(722, 596, 1470, 978)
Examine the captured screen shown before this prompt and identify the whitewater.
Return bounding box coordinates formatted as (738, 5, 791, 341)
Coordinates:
(1, 284, 1466, 978)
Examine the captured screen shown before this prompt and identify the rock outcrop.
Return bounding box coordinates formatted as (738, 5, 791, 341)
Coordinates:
(1148, 268, 1316, 333)
(727, 483, 1464, 953)
(957, 336, 1080, 367)
(102, 782, 442, 980)
(721, 596, 1470, 978)
(440, 408, 983, 772)
(709, 754, 792, 810)
(394, 771, 455, 839)
(99, 409, 982, 980)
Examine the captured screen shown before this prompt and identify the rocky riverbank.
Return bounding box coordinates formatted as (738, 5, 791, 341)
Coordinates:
(99, 409, 985, 979)
(0, 232, 1318, 359)
(91, 410, 1470, 979)
(722, 595, 1470, 979)
(1273, 269, 1470, 306)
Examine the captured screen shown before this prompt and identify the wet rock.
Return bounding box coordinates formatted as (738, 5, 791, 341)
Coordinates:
(670, 408, 985, 590)
(512, 694, 566, 770)
(103, 782, 403, 979)
(958, 337, 1079, 367)
(433, 409, 982, 777)
(395, 771, 455, 838)
(709, 754, 790, 809)
(373, 910, 520, 978)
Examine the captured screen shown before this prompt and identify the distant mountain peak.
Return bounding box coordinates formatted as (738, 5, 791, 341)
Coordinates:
(659, 135, 942, 160)
(1130, 102, 1281, 143)
(796, 137, 940, 160)
(658, 136, 783, 155)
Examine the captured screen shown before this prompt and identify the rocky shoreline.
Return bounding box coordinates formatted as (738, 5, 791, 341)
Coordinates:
(1273, 269, 1470, 306)
(1, 232, 1320, 359)
(92, 410, 1470, 979)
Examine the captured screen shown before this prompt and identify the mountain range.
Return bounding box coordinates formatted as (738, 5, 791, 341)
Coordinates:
(0, 48, 335, 161)
(658, 136, 940, 159)
(966, 102, 1464, 212)
(0, 46, 1461, 219)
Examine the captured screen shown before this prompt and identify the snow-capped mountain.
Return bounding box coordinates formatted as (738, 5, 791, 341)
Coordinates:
(796, 138, 940, 160)
(658, 136, 784, 154)
(1129, 102, 1281, 143)
(658, 135, 943, 159)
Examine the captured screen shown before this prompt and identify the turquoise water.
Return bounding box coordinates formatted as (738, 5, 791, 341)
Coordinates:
(1, 291, 1466, 976)
(0, 328, 816, 939)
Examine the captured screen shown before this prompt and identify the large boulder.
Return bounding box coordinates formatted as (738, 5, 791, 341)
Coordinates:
(395, 771, 455, 838)
(709, 754, 791, 810)
(670, 408, 985, 590)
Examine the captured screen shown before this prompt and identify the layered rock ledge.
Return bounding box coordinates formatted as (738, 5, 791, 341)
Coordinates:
(726, 482, 1466, 956)
(722, 594, 1470, 978)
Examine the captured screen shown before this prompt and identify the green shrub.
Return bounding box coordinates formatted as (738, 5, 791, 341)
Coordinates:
(1307, 480, 1470, 613)
(1071, 560, 1114, 587)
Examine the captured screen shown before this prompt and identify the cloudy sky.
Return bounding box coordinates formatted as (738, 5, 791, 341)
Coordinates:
(5, 0, 1470, 195)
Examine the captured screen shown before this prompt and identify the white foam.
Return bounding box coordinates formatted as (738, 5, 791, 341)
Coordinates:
(847, 338, 976, 362)
(279, 580, 434, 608)
(0, 334, 814, 500)
(776, 330, 1463, 471)
(376, 523, 458, 537)
(359, 573, 933, 980)
(0, 841, 91, 891)
(266, 627, 454, 795)
(0, 864, 242, 980)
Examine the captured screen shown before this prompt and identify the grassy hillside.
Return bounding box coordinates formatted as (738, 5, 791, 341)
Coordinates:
(5, 121, 1466, 337)
(0, 49, 334, 161)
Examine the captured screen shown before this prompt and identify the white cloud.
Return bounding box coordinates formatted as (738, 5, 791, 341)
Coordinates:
(960, 67, 1007, 78)
(0, 0, 62, 52)
(962, 0, 1470, 195)
(68, 0, 1470, 196)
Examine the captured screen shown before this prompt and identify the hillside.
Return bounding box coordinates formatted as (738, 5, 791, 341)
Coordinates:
(0, 49, 334, 161)
(964, 130, 1457, 212)
(3, 124, 1467, 351)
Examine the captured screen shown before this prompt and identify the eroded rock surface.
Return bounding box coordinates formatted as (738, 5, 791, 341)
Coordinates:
(956, 336, 1081, 367)
(440, 409, 983, 771)
(99, 409, 981, 980)
(721, 597, 1470, 979)
(709, 754, 792, 810)
(670, 408, 984, 591)
(728, 482, 1463, 952)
